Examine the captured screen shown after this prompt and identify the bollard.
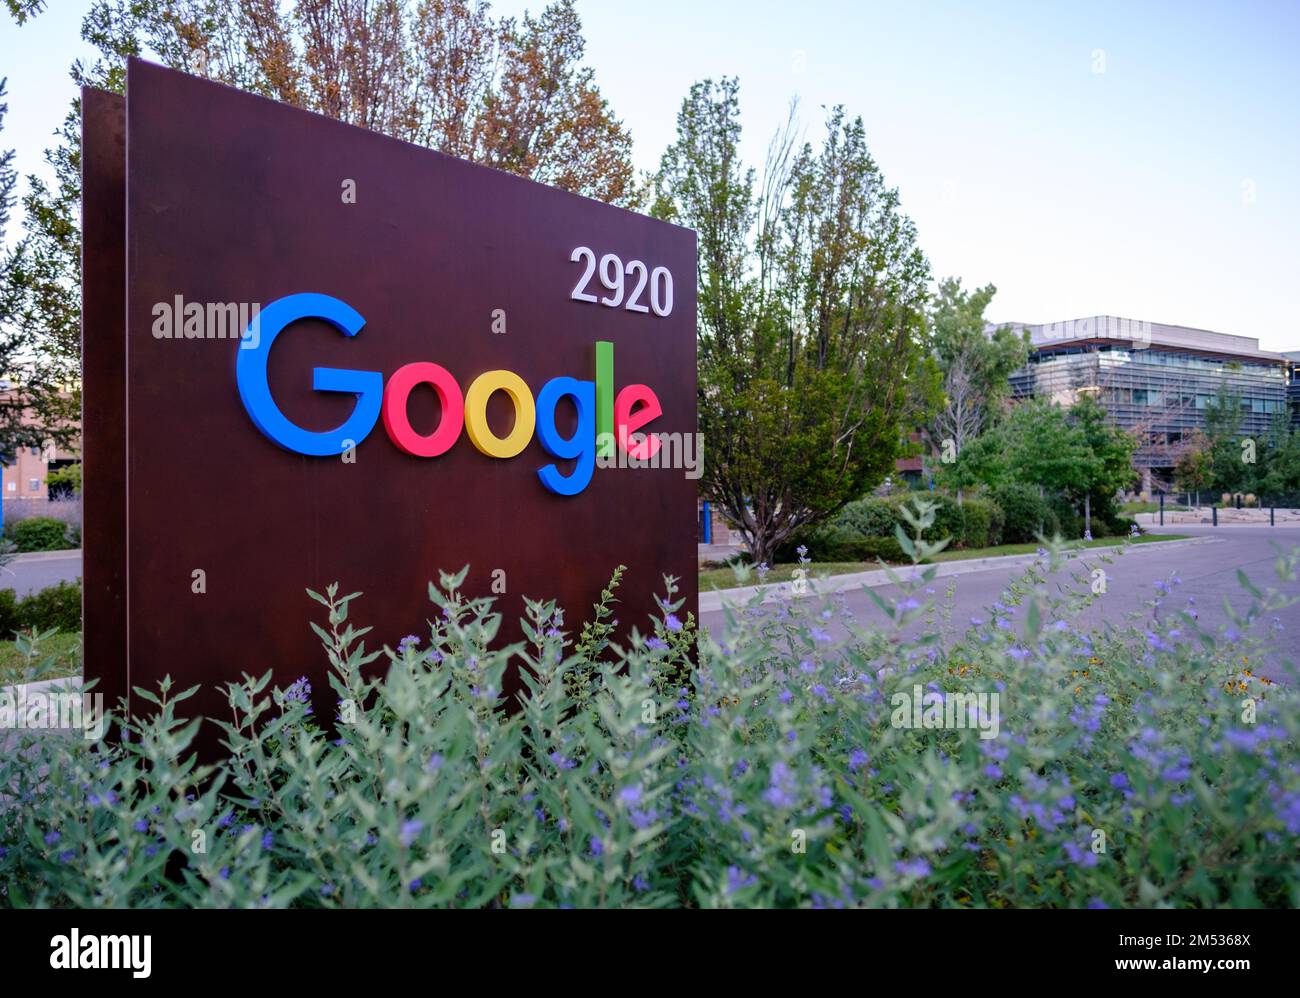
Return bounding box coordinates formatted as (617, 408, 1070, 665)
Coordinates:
(1271, 505, 1275, 527)
(1212, 505, 1218, 527)
(1159, 491, 1164, 527)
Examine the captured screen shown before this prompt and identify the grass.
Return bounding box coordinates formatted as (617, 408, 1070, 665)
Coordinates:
(0, 630, 83, 686)
(1120, 500, 1193, 514)
(699, 533, 1190, 591)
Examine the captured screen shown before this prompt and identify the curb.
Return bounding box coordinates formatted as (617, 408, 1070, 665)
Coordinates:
(9, 549, 83, 563)
(699, 535, 1222, 613)
(1, 675, 82, 697)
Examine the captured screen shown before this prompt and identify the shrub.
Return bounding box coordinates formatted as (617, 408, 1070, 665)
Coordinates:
(0, 581, 82, 638)
(1105, 515, 1139, 537)
(990, 483, 1053, 544)
(776, 525, 903, 564)
(2, 525, 1297, 908)
(7, 517, 74, 553)
(17, 581, 82, 633)
(958, 497, 999, 549)
(0, 588, 17, 637)
(45, 464, 82, 499)
(922, 493, 963, 544)
(834, 493, 968, 547)
(857, 535, 906, 563)
(833, 496, 898, 539)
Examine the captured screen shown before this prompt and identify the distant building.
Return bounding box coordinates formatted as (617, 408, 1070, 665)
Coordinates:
(1005, 317, 1291, 489)
(1285, 350, 1300, 427)
(0, 378, 80, 503)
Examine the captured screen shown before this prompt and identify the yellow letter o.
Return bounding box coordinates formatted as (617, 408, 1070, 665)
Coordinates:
(464, 370, 535, 458)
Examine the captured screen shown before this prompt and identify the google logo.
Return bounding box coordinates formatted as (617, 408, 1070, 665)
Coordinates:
(235, 293, 663, 496)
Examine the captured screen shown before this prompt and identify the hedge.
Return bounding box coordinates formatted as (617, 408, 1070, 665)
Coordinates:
(0, 580, 82, 637)
(5, 516, 77, 553)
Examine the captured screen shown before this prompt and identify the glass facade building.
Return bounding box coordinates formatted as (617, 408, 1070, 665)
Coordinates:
(1006, 317, 1289, 482)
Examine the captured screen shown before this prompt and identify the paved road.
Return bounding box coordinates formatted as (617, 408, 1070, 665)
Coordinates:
(7, 532, 1300, 675)
(700, 527, 1300, 678)
(2, 550, 83, 597)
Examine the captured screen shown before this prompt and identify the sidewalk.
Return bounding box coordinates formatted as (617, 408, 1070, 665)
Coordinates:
(10, 548, 83, 563)
(700, 534, 1220, 612)
(1134, 509, 1300, 527)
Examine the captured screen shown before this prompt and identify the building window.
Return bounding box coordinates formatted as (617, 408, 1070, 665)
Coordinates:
(6, 482, 14, 492)
(29, 479, 40, 492)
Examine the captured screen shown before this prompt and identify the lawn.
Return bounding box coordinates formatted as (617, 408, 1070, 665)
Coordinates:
(0, 631, 83, 686)
(699, 533, 1190, 591)
(1119, 500, 1193, 514)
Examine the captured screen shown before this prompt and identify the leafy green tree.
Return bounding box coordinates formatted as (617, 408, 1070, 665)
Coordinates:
(653, 79, 936, 565)
(1202, 384, 1248, 495)
(1255, 413, 1300, 499)
(956, 395, 1135, 533)
(1173, 429, 1212, 503)
(926, 277, 1029, 469)
(1070, 393, 1139, 529)
(4, 0, 637, 462)
(0, 74, 80, 460)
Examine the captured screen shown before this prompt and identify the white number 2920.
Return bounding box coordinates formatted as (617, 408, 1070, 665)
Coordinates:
(570, 247, 673, 317)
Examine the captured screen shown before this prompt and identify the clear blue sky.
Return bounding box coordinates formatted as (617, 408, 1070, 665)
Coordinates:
(3, 0, 1297, 348)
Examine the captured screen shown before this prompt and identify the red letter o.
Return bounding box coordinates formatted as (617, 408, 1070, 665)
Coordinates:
(382, 362, 465, 457)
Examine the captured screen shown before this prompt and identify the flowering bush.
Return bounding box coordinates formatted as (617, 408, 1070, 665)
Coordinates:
(1, 504, 1297, 907)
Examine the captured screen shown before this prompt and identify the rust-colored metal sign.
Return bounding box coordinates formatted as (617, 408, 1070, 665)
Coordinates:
(83, 59, 697, 731)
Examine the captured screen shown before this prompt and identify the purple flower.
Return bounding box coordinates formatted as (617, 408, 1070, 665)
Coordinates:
(589, 835, 604, 857)
(762, 761, 798, 809)
(618, 784, 643, 806)
(725, 866, 757, 895)
(895, 857, 931, 878)
(400, 819, 423, 847)
(664, 614, 682, 632)
(285, 677, 312, 714)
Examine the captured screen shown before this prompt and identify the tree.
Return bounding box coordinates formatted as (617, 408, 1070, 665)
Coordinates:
(0, 75, 79, 460)
(1202, 383, 1248, 494)
(653, 79, 937, 566)
(926, 277, 1029, 473)
(3, 0, 637, 462)
(72, 0, 638, 205)
(1253, 412, 1300, 499)
(1173, 429, 1212, 504)
(1070, 393, 1139, 529)
(956, 395, 1136, 532)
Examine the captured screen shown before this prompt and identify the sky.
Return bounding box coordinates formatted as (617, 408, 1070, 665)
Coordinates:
(2, 0, 1298, 349)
